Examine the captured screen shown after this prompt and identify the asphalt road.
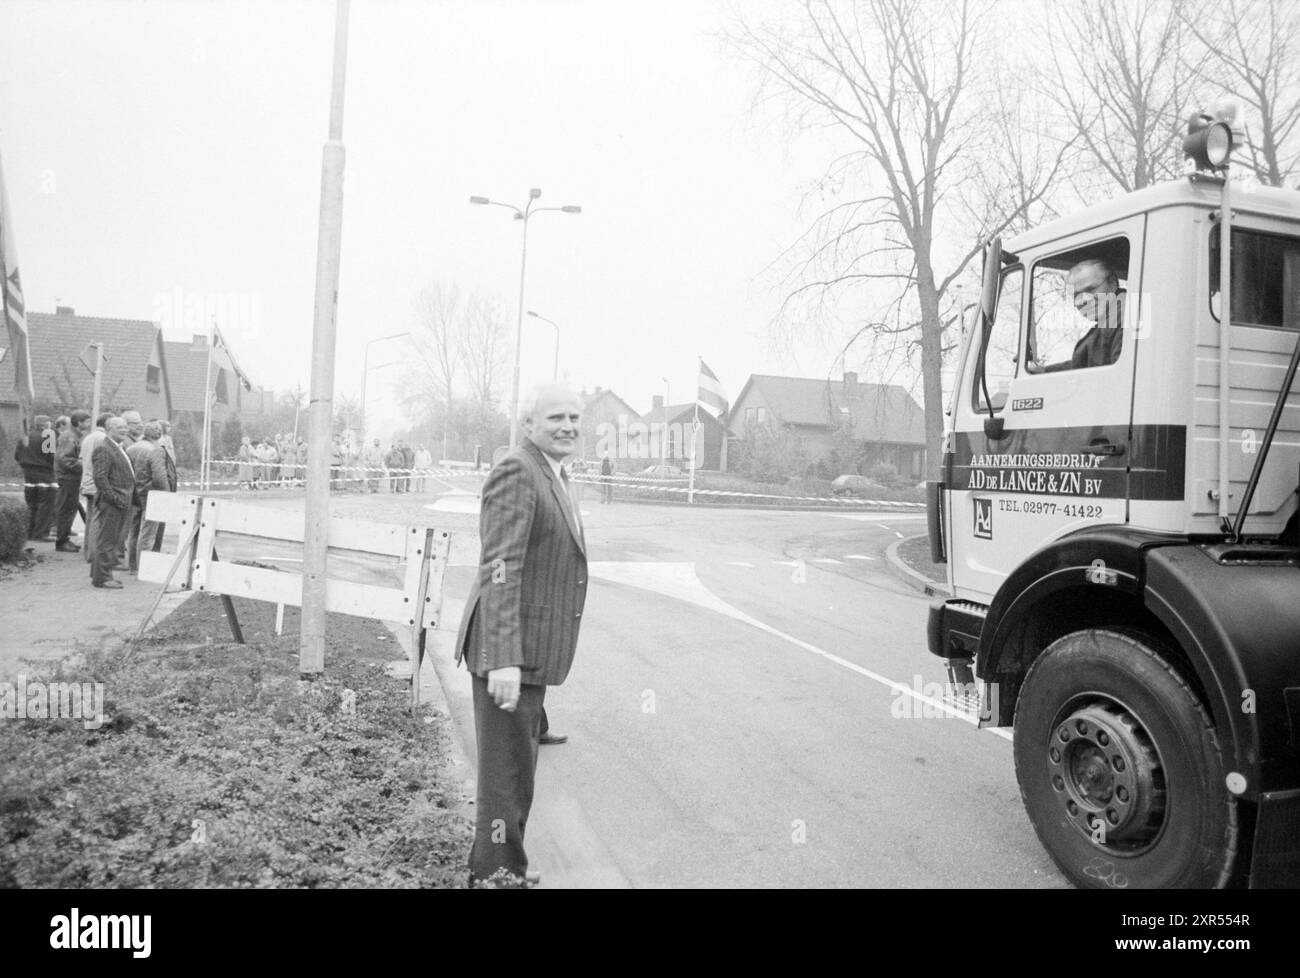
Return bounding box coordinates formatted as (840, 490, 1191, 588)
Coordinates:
(207, 482, 1067, 888)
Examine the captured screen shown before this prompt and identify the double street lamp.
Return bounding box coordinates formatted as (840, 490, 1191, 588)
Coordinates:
(470, 188, 581, 448)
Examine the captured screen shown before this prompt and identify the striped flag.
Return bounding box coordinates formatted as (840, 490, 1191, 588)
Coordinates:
(696, 358, 728, 420)
(0, 146, 34, 409)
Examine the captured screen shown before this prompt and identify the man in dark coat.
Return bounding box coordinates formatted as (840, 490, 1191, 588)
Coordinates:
(90, 417, 136, 589)
(130, 421, 176, 569)
(53, 410, 92, 552)
(13, 414, 56, 541)
(455, 384, 588, 887)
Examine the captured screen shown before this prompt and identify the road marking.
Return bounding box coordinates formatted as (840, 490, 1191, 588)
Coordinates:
(844, 554, 876, 561)
(876, 523, 893, 531)
(588, 561, 1010, 740)
(726, 561, 755, 567)
(813, 558, 844, 564)
(895, 531, 904, 539)
(425, 495, 481, 514)
(835, 513, 928, 522)
(773, 560, 800, 567)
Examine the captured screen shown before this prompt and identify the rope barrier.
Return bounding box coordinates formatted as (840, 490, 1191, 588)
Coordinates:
(4, 459, 924, 508)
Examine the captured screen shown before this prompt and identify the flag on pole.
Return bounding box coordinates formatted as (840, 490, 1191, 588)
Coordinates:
(696, 358, 728, 420)
(0, 146, 34, 410)
(212, 323, 254, 392)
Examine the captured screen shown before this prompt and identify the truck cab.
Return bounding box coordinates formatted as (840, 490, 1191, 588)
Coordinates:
(928, 170, 1300, 888)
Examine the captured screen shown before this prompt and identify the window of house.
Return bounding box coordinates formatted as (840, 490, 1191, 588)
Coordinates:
(756, 406, 769, 426)
(745, 407, 756, 427)
(146, 364, 161, 393)
(1210, 226, 1300, 329)
(1026, 237, 1130, 374)
(973, 265, 1024, 412)
(215, 370, 229, 405)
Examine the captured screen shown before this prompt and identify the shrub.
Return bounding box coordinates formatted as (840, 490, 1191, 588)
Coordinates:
(0, 496, 28, 561)
(866, 461, 900, 485)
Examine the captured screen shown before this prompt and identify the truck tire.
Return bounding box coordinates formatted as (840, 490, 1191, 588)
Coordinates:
(1013, 629, 1238, 889)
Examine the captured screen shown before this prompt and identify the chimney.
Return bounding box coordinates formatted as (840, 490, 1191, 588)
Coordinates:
(192, 334, 207, 349)
(651, 394, 664, 411)
(55, 305, 75, 316)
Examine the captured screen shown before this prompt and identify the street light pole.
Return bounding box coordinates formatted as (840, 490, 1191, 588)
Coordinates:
(661, 377, 670, 469)
(470, 189, 581, 448)
(359, 331, 411, 443)
(527, 310, 560, 380)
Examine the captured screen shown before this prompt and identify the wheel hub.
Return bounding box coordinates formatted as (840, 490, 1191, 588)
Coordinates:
(1047, 702, 1166, 850)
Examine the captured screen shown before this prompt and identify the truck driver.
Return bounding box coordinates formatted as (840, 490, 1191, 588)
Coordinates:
(1027, 258, 1125, 373)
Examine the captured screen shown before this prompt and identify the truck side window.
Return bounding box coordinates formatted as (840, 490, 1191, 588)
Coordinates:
(1027, 238, 1130, 373)
(1210, 226, 1300, 329)
(974, 266, 1023, 412)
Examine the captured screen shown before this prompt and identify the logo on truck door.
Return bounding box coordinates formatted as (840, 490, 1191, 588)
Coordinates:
(974, 497, 993, 539)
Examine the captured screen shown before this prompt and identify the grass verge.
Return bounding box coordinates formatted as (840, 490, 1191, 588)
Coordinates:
(0, 594, 471, 888)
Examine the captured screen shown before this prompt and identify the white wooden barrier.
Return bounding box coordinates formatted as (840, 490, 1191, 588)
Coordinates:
(138, 492, 451, 706)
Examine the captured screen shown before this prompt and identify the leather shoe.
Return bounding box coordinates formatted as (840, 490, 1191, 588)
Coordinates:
(94, 580, 124, 589)
(538, 731, 568, 745)
(55, 542, 80, 553)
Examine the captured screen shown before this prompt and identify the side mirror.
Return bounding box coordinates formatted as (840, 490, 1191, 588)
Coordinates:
(983, 416, 1006, 440)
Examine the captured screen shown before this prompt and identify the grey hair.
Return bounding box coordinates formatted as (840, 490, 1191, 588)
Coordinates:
(518, 383, 581, 423)
(142, 421, 163, 440)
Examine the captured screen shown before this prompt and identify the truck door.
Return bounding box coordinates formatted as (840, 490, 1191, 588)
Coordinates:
(949, 221, 1143, 601)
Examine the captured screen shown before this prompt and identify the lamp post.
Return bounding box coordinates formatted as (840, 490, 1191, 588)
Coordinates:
(526, 310, 560, 380)
(470, 189, 581, 448)
(359, 331, 410, 443)
(661, 377, 670, 469)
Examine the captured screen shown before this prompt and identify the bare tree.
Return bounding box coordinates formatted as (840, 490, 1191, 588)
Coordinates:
(1047, 0, 1205, 194)
(334, 391, 360, 435)
(1184, 0, 1300, 187)
(730, 0, 1067, 477)
(461, 290, 510, 426)
(411, 279, 462, 407)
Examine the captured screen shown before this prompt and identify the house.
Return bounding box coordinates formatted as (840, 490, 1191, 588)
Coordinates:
(728, 372, 927, 479)
(164, 334, 255, 426)
(1, 307, 173, 437)
(636, 396, 726, 470)
(577, 386, 640, 467)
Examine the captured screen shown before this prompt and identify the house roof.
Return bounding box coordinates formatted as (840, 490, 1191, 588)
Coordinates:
(734, 374, 926, 445)
(640, 401, 723, 426)
(582, 387, 639, 418)
(163, 341, 211, 413)
(8, 311, 171, 416)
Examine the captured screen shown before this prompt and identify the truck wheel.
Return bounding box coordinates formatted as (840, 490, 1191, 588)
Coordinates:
(1013, 629, 1238, 889)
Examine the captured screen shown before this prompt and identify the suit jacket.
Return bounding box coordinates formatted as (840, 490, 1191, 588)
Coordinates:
(455, 439, 588, 686)
(92, 438, 136, 511)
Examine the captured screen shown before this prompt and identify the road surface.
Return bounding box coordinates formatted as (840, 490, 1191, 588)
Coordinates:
(193, 483, 1066, 888)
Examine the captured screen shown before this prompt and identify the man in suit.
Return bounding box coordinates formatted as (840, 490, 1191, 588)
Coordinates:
(456, 383, 588, 887)
(90, 417, 136, 589)
(79, 414, 110, 564)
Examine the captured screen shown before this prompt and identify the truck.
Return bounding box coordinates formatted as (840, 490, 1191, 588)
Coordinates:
(926, 109, 1300, 888)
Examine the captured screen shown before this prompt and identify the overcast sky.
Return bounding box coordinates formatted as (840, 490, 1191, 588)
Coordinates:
(0, 0, 869, 432)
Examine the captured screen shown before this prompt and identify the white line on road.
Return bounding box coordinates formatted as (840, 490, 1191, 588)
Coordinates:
(895, 531, 904, 539)
(844, 554, 876, 561)
(588, 562, 1011, 741)
(726, 561, 755, 567)
(813, 558, 845, 564)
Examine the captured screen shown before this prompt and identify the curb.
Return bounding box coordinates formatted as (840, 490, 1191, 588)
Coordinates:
(885, 534, 951, 598)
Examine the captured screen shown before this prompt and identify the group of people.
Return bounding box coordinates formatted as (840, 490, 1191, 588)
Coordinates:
(230, 433, 435, 494)
(12, 409, 178, 589)
(235, 433, 306, 489)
